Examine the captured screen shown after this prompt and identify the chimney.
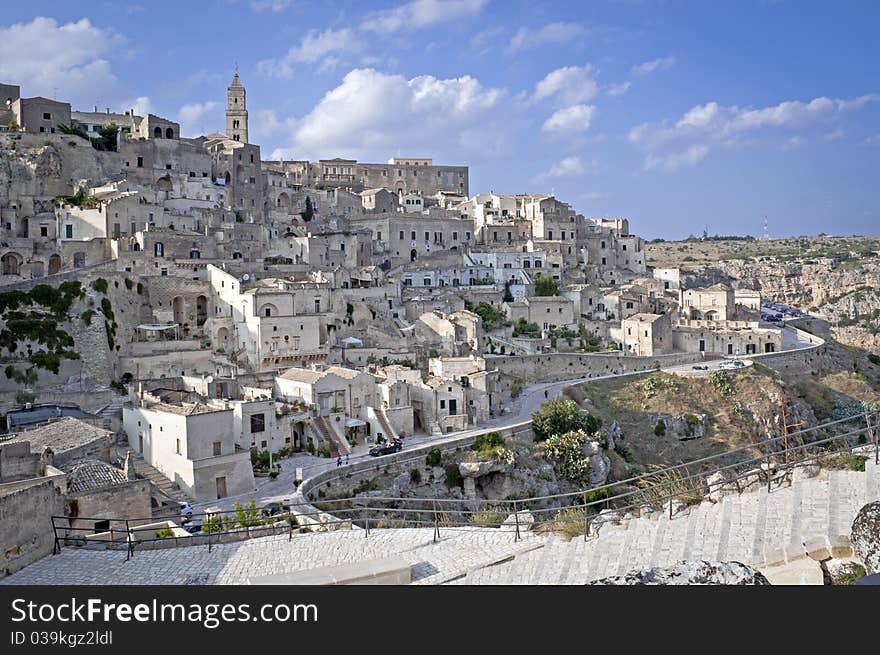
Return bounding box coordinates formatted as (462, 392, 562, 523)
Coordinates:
(106, 107, 110, 114)
(93, 105, 98, 112)
(124, 451, 136, 480)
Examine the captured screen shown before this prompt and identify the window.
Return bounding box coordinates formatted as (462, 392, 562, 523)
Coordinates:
(65, 225, 73, 239)
(40, 226, 48, 237)
(212, 441, 222, 456)
(548, 231, 553, 240)
(440, 400, 446, 409)
(175, 438, 181, 455)
(137, 156, 143, 168)
(43, 112, 51, 120)
(250, 414, 265, 433)
(453, 231, 458, 241)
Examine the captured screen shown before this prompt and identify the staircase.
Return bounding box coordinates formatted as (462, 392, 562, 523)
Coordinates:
(311, 416, 351, 457)
(126, 451, 192, 504)
(97, 394, 127, 430)
(422, 413, 443, 437)
(452, 457, 880, 584)
(375, 408, 399, 442)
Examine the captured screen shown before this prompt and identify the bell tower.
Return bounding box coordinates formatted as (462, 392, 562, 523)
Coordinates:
(226, 64, 248, 143)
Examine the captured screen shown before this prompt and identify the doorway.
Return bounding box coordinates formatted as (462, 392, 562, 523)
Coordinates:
(216, 476, 227, 499)
(448, 399, 457, 415)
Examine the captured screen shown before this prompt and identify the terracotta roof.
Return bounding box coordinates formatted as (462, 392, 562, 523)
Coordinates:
(8, 417, 110, 454)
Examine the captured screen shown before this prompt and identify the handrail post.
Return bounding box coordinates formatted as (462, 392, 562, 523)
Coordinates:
(766, 445, 772, 493)
(365, 511, 370, 538)
(125, 519, 132, 561)
(583, 492, 589, 542)
(433, 500, 440, 543)
(513, 500, 520, 543)
(51, 517, 59, 555)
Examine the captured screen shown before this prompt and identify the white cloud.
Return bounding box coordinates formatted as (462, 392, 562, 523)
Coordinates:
(507, 22, 585, 53)
(250, 0, 293, 11)
(121, 96, 152, 117)
(631, 55, 676, 76)
(542, 104, 597, 135)
(0, 17, 125, 107)
(537, 155, 596, 179)
(644, 144, 709, 172)
(865, 134, 880, 145)
(270, 68, 506, 162)
(630, 93, 880, 171)
(532, 65, 599, 106)
(606, 81, 631, 97)
(178, 101, 218, 135)
(361, 0, 488, 33)
(257, 28, 361, 78)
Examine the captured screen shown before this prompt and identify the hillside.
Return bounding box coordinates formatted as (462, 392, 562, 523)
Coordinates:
(573, 344, 880, 472)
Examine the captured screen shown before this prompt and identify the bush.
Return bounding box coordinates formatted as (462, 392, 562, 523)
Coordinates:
(91, 278, 108, 294)
(409, 468, 421, 484)
(544, 430, 592, 484)
(425, 447, 442, 467)
(124, 278, 133, 290)
(533, 276, 559, 296)
(269, 471, 279, 479)
(80, 309, 95, 326)
(532, 398, 600, 441)
(472, 431, 504, 453)
(155, 528, 174, 539)
(709, 371, 734, 396)
(654, 419, 667, 436)
(444, 464, 462, 488)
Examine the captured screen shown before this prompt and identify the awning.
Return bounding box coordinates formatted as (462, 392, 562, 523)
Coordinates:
(340, 337, 363, 346)
(345, 418, 367, 428)
(136, 323, 178, 331)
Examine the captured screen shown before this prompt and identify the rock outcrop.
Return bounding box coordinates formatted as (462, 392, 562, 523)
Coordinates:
(851, 501, 880, 574)
(587, 560, 771, 585)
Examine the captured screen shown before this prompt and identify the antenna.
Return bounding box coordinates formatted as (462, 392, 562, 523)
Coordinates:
(763, 216, 769, 240)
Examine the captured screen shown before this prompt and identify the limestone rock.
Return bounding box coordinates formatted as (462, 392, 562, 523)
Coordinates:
(706, 470, 737, 502)
(588, 452, 611, 486)
(500, 510, 534, 532)
(588, 560, 771, 585)
(851, 501, 880, 574)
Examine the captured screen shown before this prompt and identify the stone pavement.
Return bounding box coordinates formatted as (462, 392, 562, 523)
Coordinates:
(3, 458, 876, 585)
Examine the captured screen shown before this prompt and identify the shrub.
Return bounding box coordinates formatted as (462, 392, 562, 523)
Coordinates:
(155, 528, 174, 539)
(409, 468, 421, 484)
(533, 276, 559, 296)
(91, 278, 109, 294)
(80, 309, 95, 326)
(532, 398, 599, 441)
(472, 431, 504, 453)
(544, 430, 593, 484)
(15, 390, 36, 405)
(709, 371, 734, 396)
(425, 447, 442, 467)
(468, 510, 506, 527)
(269, 471, 279, 479)
(444, 463, 462, 488)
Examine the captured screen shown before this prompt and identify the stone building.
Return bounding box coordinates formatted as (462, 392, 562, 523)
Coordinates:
(619, 312, 674, 356)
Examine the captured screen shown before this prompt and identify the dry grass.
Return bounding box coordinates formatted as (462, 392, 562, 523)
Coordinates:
(532, 506, 590, 540)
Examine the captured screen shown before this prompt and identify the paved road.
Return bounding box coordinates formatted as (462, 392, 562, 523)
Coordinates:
(192, 367, 656, 514)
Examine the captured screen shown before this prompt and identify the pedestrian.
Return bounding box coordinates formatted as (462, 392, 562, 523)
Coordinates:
(544, 389, 549, 399)
(336, 456, 342, 467)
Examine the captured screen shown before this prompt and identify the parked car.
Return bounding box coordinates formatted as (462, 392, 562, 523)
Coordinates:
(691, 365, 709, 371)
(262, 502, 286, 516)
(369, 439, 403, 457)
(179, 502, 194, 521)
(719, 359, 745, 370)
(182, 519, 202, 535)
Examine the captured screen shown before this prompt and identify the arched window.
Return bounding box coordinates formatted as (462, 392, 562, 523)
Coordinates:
(190, 249, 200, 259)
(153, 126, 162, 138)
(165, 127, 174, 139)
(154, 242, 164, 257)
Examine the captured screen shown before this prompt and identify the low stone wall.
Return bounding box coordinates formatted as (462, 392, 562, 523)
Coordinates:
(0, 478, 66, 577)
(489, 351, 704, 385)
(290, 421, 533, 530)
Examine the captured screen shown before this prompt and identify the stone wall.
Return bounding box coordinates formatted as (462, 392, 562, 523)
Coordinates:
(0, 479, 66, 577)
(488, 351, 704, 386)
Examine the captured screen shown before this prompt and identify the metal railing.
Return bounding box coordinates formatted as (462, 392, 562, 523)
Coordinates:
(49, 410, 878, 557)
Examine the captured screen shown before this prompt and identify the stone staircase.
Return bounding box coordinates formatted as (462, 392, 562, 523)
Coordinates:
(125, 451, 192, 504)
(97, 394, 127, 430)
(375, 408, 399, 442)
(311, 416, 350, 457)
(449, 457, 880, 584)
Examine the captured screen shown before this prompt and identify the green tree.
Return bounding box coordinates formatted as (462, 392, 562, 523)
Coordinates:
(301, 196, 314, 222)
(6, 120, 20, 132)
(95, 123, 119, 151)
(533, 275, 559, 296)
(531, 398, 599, 441)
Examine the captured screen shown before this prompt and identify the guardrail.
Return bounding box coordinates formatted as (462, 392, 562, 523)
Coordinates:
(49, 409, 879, 556)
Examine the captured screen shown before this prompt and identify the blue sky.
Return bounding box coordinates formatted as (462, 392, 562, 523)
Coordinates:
(1, 0, 878, 239)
